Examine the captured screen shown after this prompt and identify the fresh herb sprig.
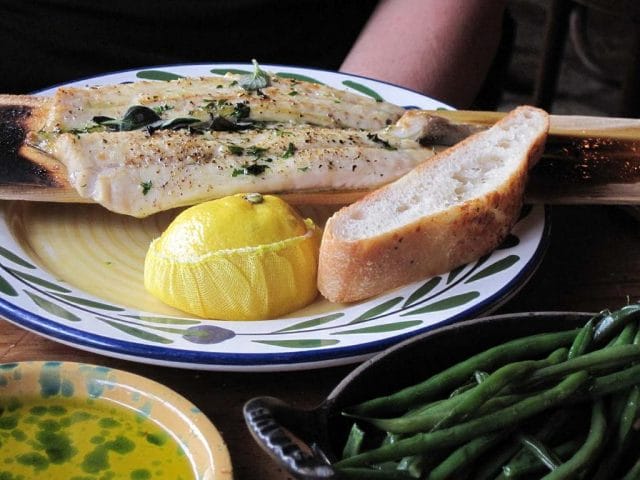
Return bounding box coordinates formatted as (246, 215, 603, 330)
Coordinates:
(239, 59, 270, 92)
(91, 104, 254, 135)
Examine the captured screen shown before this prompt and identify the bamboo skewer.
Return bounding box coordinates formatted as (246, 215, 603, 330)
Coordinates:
(1, 109, 639, 207)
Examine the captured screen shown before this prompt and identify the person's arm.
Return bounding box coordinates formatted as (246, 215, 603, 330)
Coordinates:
(340, 0, 508, 108)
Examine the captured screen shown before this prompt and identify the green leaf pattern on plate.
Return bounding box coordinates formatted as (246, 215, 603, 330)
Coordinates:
(0, 245, 522, 348)
(0, 246, 35, 269)
(465, 255, 520, 283)
(404, 277, 442, 307)
(274, 313, 344, 333)
(50, 294, 125, 312)
(402, 291, 482, 316)
(0, 273, 17, 297)
(253, 339, 340, 349)
(348, 297, 404, 325)
(98, 318, 173, 344)
(136, 70, 184, 81)
(122, 315, 201, 325)
(275, 72, 324, 84)
(210, 68, 250, 76)
(25, 292, 81, 322)
(8, 268, 71, 293)
(336, 320, 423, 335)
(341, 80, 384, 102)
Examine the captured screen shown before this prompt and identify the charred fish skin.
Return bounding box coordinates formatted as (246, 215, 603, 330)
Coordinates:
(44, 74, 405, 133)
(52, 119, 436, 217)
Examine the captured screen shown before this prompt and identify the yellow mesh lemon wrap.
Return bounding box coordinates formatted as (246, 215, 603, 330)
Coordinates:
(144, 219, 320, 320)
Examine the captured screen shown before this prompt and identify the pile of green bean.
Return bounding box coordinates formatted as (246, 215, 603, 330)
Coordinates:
(335, 303, 640, 479)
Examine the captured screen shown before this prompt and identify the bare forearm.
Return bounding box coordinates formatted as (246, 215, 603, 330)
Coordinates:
(340, 0, 507, 108)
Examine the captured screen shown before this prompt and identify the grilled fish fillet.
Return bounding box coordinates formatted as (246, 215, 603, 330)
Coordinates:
(48, 112, 440, 217)
(41, 74, 405, 132)
(13, 71, 481, 216)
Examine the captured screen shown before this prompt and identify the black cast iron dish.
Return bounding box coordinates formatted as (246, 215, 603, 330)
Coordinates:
(243, 311, 592, 479)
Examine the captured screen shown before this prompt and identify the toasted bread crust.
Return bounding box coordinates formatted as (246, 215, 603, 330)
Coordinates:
(318, 106, 549, 303)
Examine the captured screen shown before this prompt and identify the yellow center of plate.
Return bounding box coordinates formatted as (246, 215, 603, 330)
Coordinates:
(4, 202, 337, 319)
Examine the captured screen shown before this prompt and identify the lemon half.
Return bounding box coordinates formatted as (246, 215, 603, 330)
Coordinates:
(144, 194, 320, 320)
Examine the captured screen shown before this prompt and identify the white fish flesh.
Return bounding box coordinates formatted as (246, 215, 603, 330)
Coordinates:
(50, 114, 437, 217)
(42, 74, 405, 132)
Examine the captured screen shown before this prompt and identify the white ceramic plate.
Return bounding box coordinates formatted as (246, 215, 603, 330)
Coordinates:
(0, 63, 550, 371)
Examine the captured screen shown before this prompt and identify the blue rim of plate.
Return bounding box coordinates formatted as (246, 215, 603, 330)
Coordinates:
(0, 63, 552, 371)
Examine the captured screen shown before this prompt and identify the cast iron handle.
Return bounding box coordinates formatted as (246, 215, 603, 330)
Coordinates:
(243, 396, 337, 479)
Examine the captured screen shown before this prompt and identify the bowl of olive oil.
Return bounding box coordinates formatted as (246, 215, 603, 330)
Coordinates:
(0, 361, 232, 480)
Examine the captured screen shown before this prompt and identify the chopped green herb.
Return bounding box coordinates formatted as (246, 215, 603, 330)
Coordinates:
(140, 181, 153, 195)
(239, 59, 270, 91)
(232, 164, 269, 177)
(233, 102, 251, 119)
(227, 144, 244, 155)
(282, 142, 297, 158)
(288, 90, 298, 96)
(298, 166, 310, 172)
(152, 104, 174, 115)
(203, 99, 251, 121)
(246, 146, 268, 157)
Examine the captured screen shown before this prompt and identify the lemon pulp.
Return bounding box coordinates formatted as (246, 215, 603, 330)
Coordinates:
(144, 194, 320, 320)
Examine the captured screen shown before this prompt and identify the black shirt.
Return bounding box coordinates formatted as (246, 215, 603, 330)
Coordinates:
(0, 0, 378, 93)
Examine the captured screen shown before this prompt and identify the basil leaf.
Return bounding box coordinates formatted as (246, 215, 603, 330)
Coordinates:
(209, 116, 254, 132)
(120, 105, 161, 131)
(146, 117, 201, 134)
(233, 102, 251, 119)
(239, 59, 270, 91)
(92, 116, 121, 131)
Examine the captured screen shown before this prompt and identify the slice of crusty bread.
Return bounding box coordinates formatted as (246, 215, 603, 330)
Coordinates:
(317, 106, 549, 303)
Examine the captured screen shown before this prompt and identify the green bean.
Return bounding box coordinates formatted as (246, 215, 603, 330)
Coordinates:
(357, 357, 557, 434)
(592, 385, 640, 480)
(396, 454, 427, 478)
(524, 344, 640, 386)
(541, 400, 607, 480)
(496, 409, 573, 479)
(356, 348, 568, 435)
(501, 439, 580, 478)
(426, 431, 504, 480)
(568, 318, 595, 359)
(447, 381, 476, 399)
(620, 456, 640, 480)
(343, 423, 366, 459)
(349, 329, 579, 416)
(588, 363, 640, 397)
(337, 468, 414, 479)
(335, 372, 588, 469)
(432, 360, 546, 431)
(593, 304, 640, 346)
(474, 440, 522, 480)
(518, 434, 562, 471)
(611, 321, 638, 347)
(588, 320, 639, 480)
(618, 383, 640, 443)
(475, 370, 490, 384)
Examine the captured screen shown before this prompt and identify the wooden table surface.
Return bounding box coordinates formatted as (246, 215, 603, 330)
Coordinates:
(1, 204, 639, 479)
